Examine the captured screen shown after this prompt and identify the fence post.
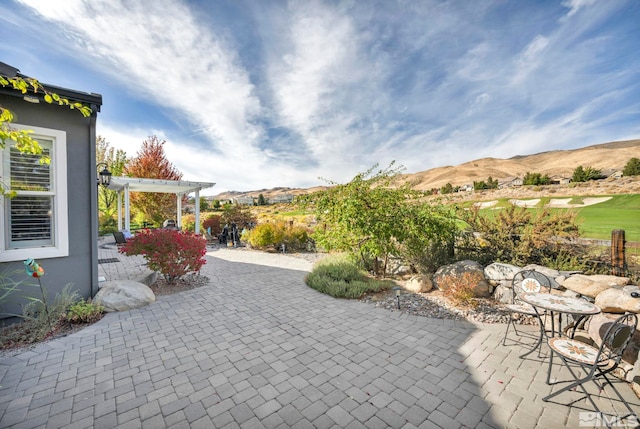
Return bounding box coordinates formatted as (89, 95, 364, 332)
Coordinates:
(611, 229, 626, 276)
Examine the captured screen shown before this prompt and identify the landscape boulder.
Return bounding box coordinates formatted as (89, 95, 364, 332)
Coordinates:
(561, 274, 625, 298)
(483, 262, 521, 284)
(594, 287, 640, 314)
(94, 280, 156, 312)
(404, 275, 433, 293)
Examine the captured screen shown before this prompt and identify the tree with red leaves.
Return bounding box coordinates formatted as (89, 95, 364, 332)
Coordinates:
(125, 135, 183, 225)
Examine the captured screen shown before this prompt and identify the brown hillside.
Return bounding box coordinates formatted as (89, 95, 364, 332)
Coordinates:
(403, 139, 640, 190)
(211, 139, 640, 199)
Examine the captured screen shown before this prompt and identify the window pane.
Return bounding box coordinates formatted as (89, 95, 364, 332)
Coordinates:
(7, 196, 53, 248)
(9, 144, 51, 191)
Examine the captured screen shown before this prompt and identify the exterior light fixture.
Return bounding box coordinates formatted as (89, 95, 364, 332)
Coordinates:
(96, 162, 112, 187)
(392, 286, 402, 309)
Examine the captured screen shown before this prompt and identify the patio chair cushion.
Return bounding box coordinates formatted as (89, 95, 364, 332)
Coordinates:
(504, 303, 538, 315)
(548, 337, 608, 366)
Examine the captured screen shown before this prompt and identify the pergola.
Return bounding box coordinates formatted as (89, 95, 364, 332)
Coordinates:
(107, 177, 216, 232)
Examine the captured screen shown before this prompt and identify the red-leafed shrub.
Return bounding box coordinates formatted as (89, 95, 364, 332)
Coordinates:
(119, 229, 207, 284)
(203, 215, 222, 235)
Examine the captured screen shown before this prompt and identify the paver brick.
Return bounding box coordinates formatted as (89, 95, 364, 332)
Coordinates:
(1, 249, 632, 429)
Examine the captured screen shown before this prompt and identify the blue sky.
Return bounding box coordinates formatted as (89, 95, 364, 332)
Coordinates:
(1, 0, 639, 195)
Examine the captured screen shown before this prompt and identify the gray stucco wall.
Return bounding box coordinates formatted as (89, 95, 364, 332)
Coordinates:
(0, 94, 99, 321)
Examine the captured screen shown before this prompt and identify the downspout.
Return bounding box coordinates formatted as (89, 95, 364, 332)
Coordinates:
(89, 110, 100, 298)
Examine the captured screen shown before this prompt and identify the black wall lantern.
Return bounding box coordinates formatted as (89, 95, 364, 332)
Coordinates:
(96, 162, 112, 187)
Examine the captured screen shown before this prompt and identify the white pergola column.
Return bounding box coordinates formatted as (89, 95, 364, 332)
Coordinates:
(117, 192, 123, 230)
(176, 193, 182, 229)
(194, 189, 201, 234)
(124, 183, 130, 231)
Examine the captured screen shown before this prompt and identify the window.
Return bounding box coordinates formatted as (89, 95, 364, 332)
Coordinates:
(1, 125, 68, 261)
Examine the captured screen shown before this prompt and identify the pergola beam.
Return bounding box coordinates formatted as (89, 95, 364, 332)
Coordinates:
(107, 177, 216, 233)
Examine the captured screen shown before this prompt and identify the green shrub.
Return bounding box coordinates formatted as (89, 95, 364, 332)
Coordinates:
(181, 214, 197, 233)
(457, 205, 581, 266)
(305, 259, 393, 298)
(20, 283, 80, 342)
(282, 225, 313, 251)
(66, 300, 104, 324)
(247, 222, 314, 251)
(248, 222, 285, 249)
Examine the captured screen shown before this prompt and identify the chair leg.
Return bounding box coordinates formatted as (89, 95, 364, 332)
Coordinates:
(546, 348, 554, 385)
(502, 317, 512, 346)
(598, 372, 637, 418)
(544, 358, 619, 421)
(543, 361, 592, 402)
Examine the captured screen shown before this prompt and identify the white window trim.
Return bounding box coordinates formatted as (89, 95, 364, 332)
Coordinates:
(0, 124, 68, 262)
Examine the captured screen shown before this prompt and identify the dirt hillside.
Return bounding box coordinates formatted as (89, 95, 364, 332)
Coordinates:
(212, 139, 640, 200)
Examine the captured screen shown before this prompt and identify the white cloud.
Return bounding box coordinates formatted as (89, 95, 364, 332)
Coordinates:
(268, 0, 365, 158)
(18, 0, 264, 159)
(9, 0, 639, 193)
(561, 0, 597, 18)
(510, 35, 550, 86)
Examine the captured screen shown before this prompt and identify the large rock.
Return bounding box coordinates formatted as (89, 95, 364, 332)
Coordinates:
(523, 264, 560, 280)
(589, 275, 631, 286)
(94, 280, 156, 312)
(594, 288, 640, 314)
(522, 265, 561, 288)
(561, 274, 623, 298)
(386, 256, 413, 277)
(493, 284, 514, 304)
(484, 263, 522, 284)
(403, 275, 433, 293)
(433, 260, 490, 298)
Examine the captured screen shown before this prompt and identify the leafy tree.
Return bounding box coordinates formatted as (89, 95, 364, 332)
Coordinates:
(440, 183, 454, 194)
(572, 165, 602, 182)
(0, 75, 91, 196)
(220, 203, 257, 228)
(473, 177, 498, 190)
(523, 172, 551, 186)
(125, 136, 183, 224)
(199, 197, 210, 211)
(302, 162, 458, 277)
(257, 194, 268, 205)
(212, 199, 221, 209)
(97, 136, 128, 233)
(623, 157, 640, 176)
(473, 180, 487, 190)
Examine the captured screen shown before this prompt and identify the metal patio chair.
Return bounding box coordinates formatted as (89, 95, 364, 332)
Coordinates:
(543, 312, 638, 423)
(502, 269, 552, 354)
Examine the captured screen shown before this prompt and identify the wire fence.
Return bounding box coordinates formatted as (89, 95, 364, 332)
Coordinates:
(576, 231, 640, 279)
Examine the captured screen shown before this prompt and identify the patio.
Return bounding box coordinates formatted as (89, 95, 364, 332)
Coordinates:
(0, 244, 638, 428)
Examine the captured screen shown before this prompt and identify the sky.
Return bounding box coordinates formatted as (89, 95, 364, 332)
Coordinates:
(1, 0, 639, 195)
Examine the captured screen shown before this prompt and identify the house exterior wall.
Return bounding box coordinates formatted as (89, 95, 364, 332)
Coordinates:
(0, 94, 100, 321)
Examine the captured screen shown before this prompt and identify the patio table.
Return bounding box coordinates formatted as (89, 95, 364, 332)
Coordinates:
(519, 292, 601, 358)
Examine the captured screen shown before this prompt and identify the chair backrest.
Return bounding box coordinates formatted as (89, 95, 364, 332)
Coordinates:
(113, 231, 127, 244)
(596, 313, 637, 366)
(511, 269, 552, 305)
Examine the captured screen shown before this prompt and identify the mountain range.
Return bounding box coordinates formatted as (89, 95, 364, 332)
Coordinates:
(211, 139, 640, 200)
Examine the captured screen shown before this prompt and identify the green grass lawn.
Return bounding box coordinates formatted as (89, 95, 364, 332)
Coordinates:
(575, 194, 640, 240)
(467, 194, 640, 240)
